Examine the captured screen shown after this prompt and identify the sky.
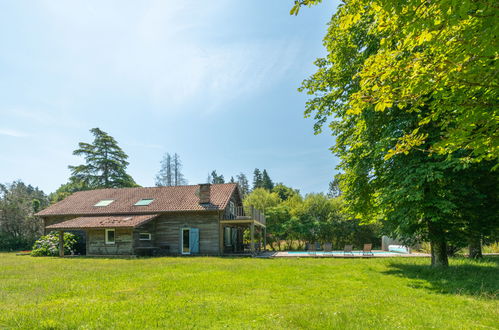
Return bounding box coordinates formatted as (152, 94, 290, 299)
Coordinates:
(0, 0, 340, 195)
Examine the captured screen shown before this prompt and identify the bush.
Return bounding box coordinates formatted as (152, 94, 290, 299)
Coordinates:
(31, 232, 77, 256)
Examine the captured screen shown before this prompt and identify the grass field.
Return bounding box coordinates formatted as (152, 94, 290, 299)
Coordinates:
(0, 253, 497, 329)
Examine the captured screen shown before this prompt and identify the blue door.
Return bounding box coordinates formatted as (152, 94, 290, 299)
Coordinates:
(190, 228, 199, 254)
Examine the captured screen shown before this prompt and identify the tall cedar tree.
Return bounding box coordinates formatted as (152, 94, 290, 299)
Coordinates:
(252, 169, 263, 189)
(261, 170, 274, 190)
(69, 128, 136, 189)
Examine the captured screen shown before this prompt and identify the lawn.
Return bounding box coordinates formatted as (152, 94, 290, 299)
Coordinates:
(0, 253, 497, 329)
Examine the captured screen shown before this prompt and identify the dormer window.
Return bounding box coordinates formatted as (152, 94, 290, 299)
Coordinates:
(134, 199, 154, 206)
(94, 199, 114, 207)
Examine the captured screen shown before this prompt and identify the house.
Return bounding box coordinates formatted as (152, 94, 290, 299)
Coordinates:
(35, 183, 266, 256)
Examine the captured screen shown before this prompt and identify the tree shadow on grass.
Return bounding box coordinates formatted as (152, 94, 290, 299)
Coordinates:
(383, 257, 499, 299)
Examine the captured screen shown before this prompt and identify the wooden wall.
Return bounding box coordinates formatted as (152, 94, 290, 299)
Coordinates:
(87, 228, 133, 255)
(152, 211, 220, 255)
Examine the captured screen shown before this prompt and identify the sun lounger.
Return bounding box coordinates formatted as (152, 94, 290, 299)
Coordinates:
(343, 244, 354, 255)
(363, 243, 373, 256)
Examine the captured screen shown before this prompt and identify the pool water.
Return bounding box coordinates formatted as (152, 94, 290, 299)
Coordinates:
(286, 251, 406, 255)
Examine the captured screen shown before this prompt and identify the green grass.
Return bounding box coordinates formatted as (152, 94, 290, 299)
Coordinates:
(0, 253, 497, 329)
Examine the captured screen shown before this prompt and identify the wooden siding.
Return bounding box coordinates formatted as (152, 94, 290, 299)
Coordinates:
(87, 228, 133, 255)
(153, 212, 220, 255)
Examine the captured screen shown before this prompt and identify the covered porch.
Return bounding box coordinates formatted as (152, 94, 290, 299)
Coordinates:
(220, 206, 266, 255)
(45, 214, 159, 256)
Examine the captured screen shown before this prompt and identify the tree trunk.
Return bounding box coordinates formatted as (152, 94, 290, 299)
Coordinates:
(468, 235, 483, 259)
(428, 221, 448, 267)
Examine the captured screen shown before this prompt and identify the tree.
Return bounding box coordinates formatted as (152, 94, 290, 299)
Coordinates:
(172, 153, 187, 186)
(0, 181, 49, 250)
(243, 188, 281, 212)
(155, 153, 187, 186)
(261, 169, 274, 190)
(295, 1, 485, 266)
(155, 153, 173, 186)
(209, 170, 225, 184)
(236, 173, 250, 196)
(49, 180, 88, 204)
(327, 176, 342, 198)
(69, 128, 137, 189)
(230, 176, 235, 183)
(252, 168, 263, 189)
(292, 0, 499, 164)
(272, 183, 299, 201)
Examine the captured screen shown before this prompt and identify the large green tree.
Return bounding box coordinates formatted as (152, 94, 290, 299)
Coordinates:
(293, 0, 499, 163)
(293, 0, 499, 266)
(69, 128, 137, 189)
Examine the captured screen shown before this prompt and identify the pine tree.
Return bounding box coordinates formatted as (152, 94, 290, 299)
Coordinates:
(155, 153, 173, 186)
(210, 170, 225, 184)
(252, 168, 263, 190)
(69, 128, 136, 188)
(172, 153, 187, 186)
(236, 173, 250, 196)
(261, 169, 274, 190)
(230, 176, 235, 183)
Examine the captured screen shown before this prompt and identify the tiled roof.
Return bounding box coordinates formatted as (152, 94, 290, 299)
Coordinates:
(37, 183, 237, 216)
(46, 214, 159, 229)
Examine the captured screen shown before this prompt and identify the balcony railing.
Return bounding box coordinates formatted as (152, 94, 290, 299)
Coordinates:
(225, 206, 266, 226)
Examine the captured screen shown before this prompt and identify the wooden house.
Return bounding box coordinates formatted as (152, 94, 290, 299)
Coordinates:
(36, 183, 266, 256)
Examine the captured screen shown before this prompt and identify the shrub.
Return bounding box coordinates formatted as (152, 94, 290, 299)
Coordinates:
(31, 232, 77, 256)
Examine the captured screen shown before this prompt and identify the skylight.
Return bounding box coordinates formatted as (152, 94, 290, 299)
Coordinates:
(94, 199, 114, 207)
(134, 199, 154, 206)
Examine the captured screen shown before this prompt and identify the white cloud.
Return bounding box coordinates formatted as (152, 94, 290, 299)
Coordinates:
(0, 128, 29, 137)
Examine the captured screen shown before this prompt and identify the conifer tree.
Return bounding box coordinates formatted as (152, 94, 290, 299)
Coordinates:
(252, 168, 263, 190)
(69, 128, 136, 189)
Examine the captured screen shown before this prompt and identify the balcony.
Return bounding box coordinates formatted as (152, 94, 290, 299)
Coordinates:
(222, 206, 265, 226)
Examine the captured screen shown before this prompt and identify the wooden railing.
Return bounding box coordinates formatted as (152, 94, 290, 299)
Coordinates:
(226, 206, 266, 225)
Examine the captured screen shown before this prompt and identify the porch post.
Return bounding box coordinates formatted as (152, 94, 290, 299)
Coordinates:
(250, 222, 255, 253)
(58, 230, 64, 257)
(263, 227, 267, 252)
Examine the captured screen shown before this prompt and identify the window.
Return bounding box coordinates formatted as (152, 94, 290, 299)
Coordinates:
(139, 233, 151, 241)
(94, 199, 114, 207)
(134, 199, 154, 206)
(105, 229, 115, 244)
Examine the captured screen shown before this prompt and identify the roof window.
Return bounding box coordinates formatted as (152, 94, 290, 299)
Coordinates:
(94, 199, 114, 207)
(134, 199, 154, 206)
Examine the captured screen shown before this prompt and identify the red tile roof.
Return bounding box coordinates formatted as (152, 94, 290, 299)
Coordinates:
(46, 214, 159, 229)
(37, 183, 237, 216)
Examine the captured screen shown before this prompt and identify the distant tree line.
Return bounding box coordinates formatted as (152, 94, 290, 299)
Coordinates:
(0, 181, 49, 250)
(243, 184, 379, 251)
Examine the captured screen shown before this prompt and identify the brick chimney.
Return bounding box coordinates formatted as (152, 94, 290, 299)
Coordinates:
(199, 183, 211, 204)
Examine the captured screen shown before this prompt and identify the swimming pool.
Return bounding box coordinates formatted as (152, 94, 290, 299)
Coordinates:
(286, 251, 406, 255)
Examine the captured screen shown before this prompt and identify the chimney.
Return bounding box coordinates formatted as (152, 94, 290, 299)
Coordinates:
(199, 183, 211, 204)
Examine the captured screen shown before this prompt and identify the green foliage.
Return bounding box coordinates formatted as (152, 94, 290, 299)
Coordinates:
(295, 0, 498, 265)
(31, 232, 77, 256)
(69, 128, 137, 189)
(252, 168, 263, 189)
(49, 180, 88, 204)
(208, 170, 225, 184)
(272, 183, 299, 201)
(235, 173, 250, 196)
(243, 188, 281, 212)
(1, 253, 498, 328)
(261, 169, 274, 190)
(0, 181, 49, 250)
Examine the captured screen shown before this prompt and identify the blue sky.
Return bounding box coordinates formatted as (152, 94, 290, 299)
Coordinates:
(0, 0, 339, 195)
